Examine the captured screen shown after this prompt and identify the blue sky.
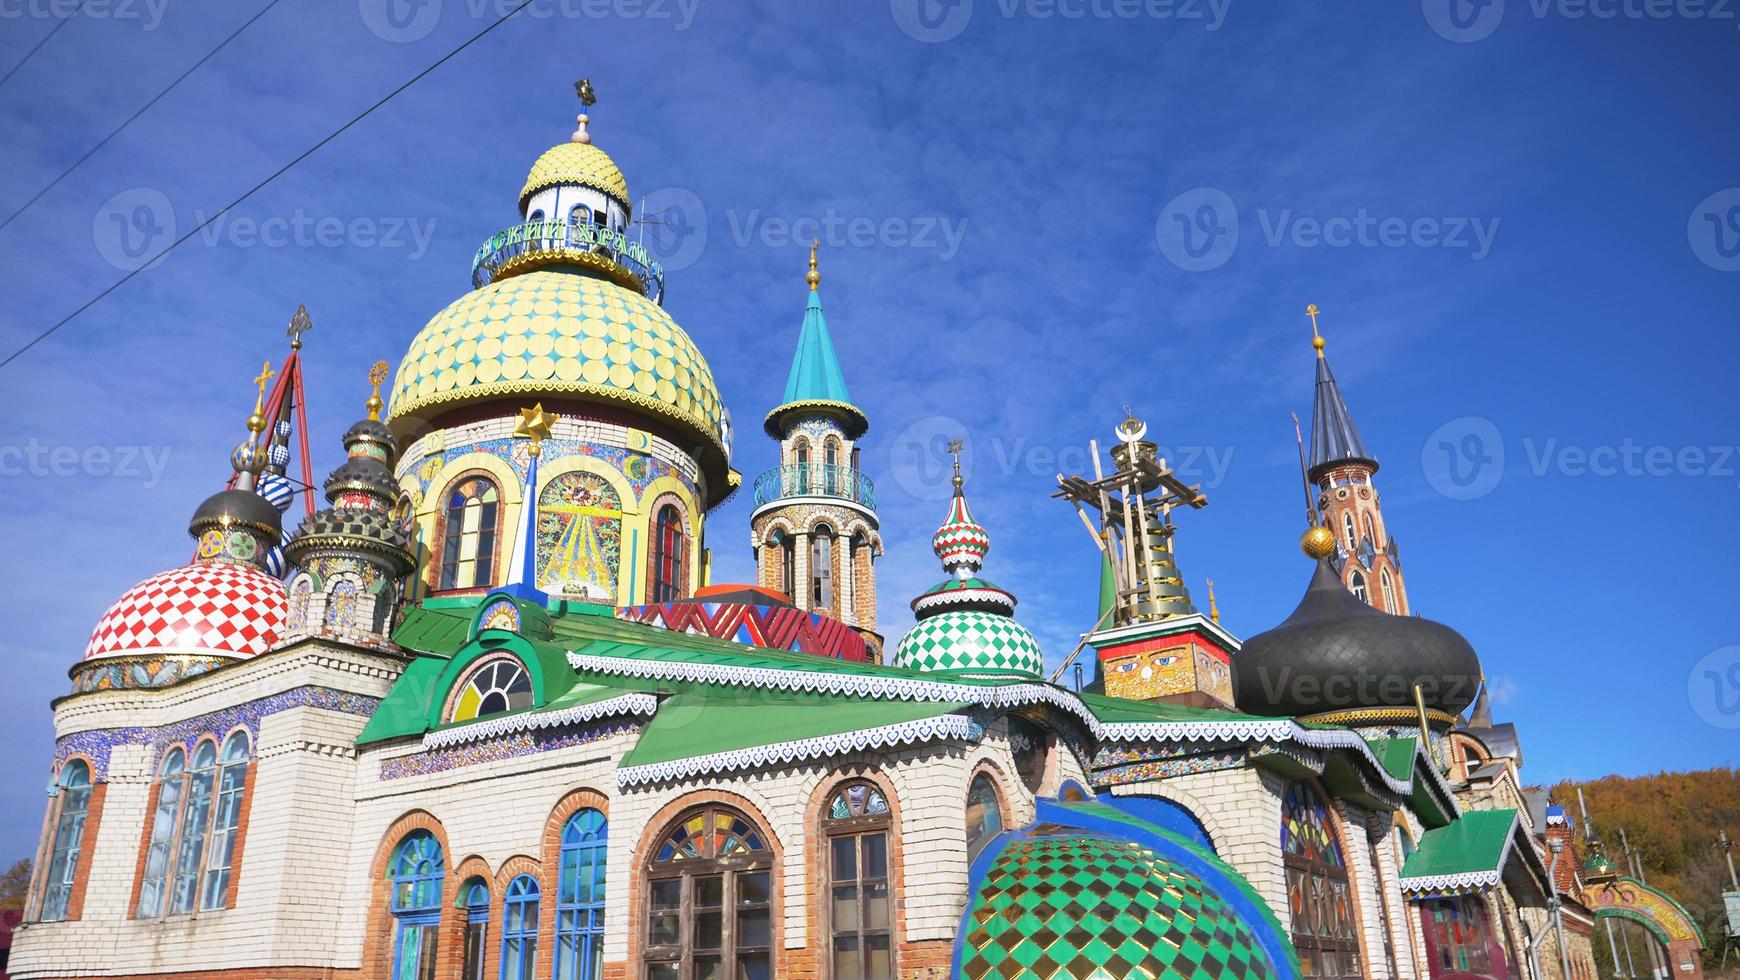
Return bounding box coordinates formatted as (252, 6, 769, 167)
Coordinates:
(1, 0, 1736, 860)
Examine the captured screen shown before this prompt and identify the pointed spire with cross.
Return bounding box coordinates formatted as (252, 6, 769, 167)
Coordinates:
(1307, 303, 1325, 357)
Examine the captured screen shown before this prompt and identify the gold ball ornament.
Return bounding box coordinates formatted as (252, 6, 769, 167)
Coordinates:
(1300, 524, 1336, 559)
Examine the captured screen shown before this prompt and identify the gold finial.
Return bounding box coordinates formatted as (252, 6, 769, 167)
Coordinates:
(1300, 525, 1336, 560)
(572, 77, 596, 144)
(946, 437, 965, 494)
(1207, 578, 1220, 624)
(806, 238, 821, 291)
(515, 402, 559, 458)
(366, 360, 390, 421)
(1306, 303, 1325, 356)
(286, 304, 313, 350)
(248, 360, 276, 433)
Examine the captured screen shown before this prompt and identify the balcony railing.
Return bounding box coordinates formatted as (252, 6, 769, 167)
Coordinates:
(471, 219, 666, 302)
(754, 464, 877, 511)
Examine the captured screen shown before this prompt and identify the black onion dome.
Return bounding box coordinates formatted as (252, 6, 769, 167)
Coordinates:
(343, 417, 396, 451)
(1233, 561, 1481, 718)
(324, 456, 397, 499)
(287, 507, 414, 573)
(189, 488, 282, 538)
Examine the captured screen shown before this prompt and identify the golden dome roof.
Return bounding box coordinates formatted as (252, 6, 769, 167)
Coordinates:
(520, 141, 630, 207)
(386, 270, 730, 493)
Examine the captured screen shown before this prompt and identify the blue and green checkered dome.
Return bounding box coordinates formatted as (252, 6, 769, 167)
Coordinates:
(960, 828, 1282, 980)
(893, 476, 1043, 679)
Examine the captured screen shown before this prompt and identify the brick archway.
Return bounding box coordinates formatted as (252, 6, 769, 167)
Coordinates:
(1587, 877, 1706, 980)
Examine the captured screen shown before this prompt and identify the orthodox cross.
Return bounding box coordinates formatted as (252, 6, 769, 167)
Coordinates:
(946, 438, 964, 492)
(1306, 302, 1325, 356)
(252, 361, 276, 399)
(286, 304, 313, 350)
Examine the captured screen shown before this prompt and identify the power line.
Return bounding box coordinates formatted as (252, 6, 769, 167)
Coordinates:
(0, 0, 285, 233)
(0, 0, 89, 93)
(0, 0, 539, 372)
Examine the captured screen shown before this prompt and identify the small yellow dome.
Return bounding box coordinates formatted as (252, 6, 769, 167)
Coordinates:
(520, 142, 630, 208)
(386, 270, 727, 488)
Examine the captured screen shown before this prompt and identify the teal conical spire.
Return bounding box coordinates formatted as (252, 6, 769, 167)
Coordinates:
(763, 243, 868, 438)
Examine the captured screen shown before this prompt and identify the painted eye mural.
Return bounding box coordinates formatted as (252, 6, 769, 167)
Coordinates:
(1112, 660, 1140, 674)
(450, 658, 533, 723)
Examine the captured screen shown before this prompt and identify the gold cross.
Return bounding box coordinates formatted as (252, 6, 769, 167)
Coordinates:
(1306, 303, 1325, 355)
(252, 360, 276, 396)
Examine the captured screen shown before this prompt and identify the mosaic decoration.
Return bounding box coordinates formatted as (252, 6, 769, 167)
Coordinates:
(84, 561, 287, 663)
(380, 720, 637, 780)
(325, 579, 360, 629)
(478, 597, 521, 632)
(536, 471, 621, 601)
(616, 601, 868, 661)
(1094, 751, 1247, 788)
(386, 271, 724, 454)
(959, 832, 1277, 979)
(1104, 640, 1195, 701)
(52, 685, 379, 782)
(1586, 878, 1705, 943)
(71, 655, 230, 694)
(894, 610, 1045, 678)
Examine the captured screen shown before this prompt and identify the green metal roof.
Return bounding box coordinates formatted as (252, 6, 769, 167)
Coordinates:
(1078, 690, 1272, 726)
(618, 693, 966, 770)
(1399, 808, 1520, 891)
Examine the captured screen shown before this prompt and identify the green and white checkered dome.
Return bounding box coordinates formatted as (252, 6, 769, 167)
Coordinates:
(893, 608, 1044, 679)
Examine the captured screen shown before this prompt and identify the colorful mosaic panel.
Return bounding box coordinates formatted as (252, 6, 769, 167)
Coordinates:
(1093, 751, 1247, 788)
(960, 832, 1277, 980)
(52, 686, 379, 781)
(894, 610, 1044, 678)
(536, 471, 622, 601)
(379, 721, 636, 780)
(1104, 641, 1195, 701)
(1282, 781, 1345, 868)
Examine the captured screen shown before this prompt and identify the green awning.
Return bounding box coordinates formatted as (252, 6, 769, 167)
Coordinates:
(1399, 808, 1521, 894)
(616, 693, 971, 786)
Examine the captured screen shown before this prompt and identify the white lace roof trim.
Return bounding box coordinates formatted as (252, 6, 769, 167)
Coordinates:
(616, 713, 974, 788)
(911, 588, 1016, 614)
(565, 649, 1450, 804)
(1398, 869, 1502, 894)
(421, 692, 658, 750)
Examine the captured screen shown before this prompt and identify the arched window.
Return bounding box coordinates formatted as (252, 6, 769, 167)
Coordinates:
(201, 731, 251, 909)
(450, 657, 533, 723)
(288, 576, 313, 629)
(555, 809, 607, 980)
(1421, 895, 1498, 976)
(137, 748, 185, 917)
(440, 477, 501, 591)
(1281, 781, 1361, 980)
(644, 806, 774, 979)
(778, 532, 796, 601)
(568, 203, 592, 227)
(500, 874, 540, 980)
(1342, 512, 1357, 552)
(390, 830, 445, 980)
(810, 526, 834, 612)
(37, 760, 92, 922)
(326, 577, 360, 629)
(460, 878, 490, 980)
(1364, 513, 1378, 548)
(170, 741, 217, 914)
(794, 440, 811, 493)
(651, 503, 685, 603)
(964, 773, 1004, 862)
(824, 438, 839, 495)
(1349, 569, 1369, 604)
(1380, 569, 1396, 613)
(529, 209, 545, 223)
(823, 782, 893, 980)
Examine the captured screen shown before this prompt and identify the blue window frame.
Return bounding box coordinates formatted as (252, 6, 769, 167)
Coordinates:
(460, 878, 491, 980)
(500, 873, 540, 980)
(554, 809, 607, 980)
(390, 830, 445, 980)
(38, 760, 93, 922)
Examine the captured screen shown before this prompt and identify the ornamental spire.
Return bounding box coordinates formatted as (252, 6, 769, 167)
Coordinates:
(933, 440, 990, 577)
(502, 404, 559, 600)
(1304, 304, 1376, 479)
(572, 77, 596, 144)
(807, 237, 821, 291)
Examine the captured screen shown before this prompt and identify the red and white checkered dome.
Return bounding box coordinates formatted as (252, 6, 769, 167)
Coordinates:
(84, 561, 287, 662)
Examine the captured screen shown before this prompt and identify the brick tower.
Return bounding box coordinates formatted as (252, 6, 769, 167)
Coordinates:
(750, 245, 883, 659)
(1306, 304, 1410, 615)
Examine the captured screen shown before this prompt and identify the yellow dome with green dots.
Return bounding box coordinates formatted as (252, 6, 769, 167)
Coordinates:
(385, 270, 731, 493)
(520, 141, 630, 207)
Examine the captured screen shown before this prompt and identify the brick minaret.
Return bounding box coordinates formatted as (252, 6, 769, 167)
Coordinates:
(750, 245, 883, 659)
(1306, 304, 1410, 615)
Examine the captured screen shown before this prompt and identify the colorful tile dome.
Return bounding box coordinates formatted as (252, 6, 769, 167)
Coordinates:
(519, 140, 629, 208)
(84, 561, 286, 663)
(386, 270, 731, 493)
(959, 831, 1281, 979)
(933, 492, 990, 572)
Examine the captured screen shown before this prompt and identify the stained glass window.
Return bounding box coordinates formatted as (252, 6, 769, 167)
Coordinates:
(536, 471, 622, 602)
(1423, 896, 1495, 975)
(651, 503, 685, 604)
(391, 830, 444, 980)
(965, 773, 1004, 862)
(440, 477, 500, 591)
(499, 874, 540, 980)
(645, 807, 774, 980)
(1281, 781, 1361, 980)
(38, 760, 92, 922)
(824, 782, 894, 980)
(450, 658, 533, 723)
(555, 809, 607, 980)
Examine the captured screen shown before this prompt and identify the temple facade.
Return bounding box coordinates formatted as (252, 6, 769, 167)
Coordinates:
(10, 89, 1708, 980)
